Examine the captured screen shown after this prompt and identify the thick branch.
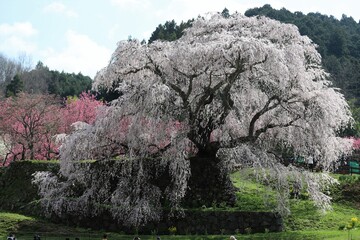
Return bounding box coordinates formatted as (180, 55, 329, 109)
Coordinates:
(221, 95, 302, 148)
(248, 95, 280, 138)
(254, 117, 301, 139)
(147, 142, 172, 157)
(216, 54, 268, 126)
(147, 56, 194, 122)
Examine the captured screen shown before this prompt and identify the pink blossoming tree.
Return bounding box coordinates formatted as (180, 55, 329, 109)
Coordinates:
(0, 92, 103, 165)
(61, 91, 104, 133)
(0, 93, 61, 165)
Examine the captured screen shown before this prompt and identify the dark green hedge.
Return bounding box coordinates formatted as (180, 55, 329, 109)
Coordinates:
(0, 160, 59, 215)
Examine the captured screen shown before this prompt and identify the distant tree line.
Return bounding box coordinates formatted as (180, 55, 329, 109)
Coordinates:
(148, 8, 231, 43)
(0, 54, 92, 99)
(148, 19, 194, 44)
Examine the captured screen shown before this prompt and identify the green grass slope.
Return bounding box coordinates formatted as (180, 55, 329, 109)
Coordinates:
(231, 169, 360, 231)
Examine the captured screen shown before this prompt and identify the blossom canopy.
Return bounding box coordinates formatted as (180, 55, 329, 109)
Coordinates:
(92, 13, 352, 167)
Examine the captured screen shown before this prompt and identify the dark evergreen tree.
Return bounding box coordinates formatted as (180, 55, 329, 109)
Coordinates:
(148, 19, 193, 43)
(5, 74, 23, 97)
(47, 71, 92, 97)
(221, 8, 230, 18)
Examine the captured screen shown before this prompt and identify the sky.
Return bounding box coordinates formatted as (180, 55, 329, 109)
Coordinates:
(1, 0, 360, 79)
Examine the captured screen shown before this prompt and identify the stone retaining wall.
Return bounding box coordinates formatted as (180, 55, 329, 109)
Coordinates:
(59, 210, 282, 235)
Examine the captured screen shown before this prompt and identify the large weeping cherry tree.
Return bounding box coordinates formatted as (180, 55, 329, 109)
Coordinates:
(34, 13, 353, 227)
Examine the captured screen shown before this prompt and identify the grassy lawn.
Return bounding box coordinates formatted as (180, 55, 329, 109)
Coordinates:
(0, 212, 34, 237)
(231, 170, 277, 212)
(285, 201, 360, 231)
(4, 230, 360, 240)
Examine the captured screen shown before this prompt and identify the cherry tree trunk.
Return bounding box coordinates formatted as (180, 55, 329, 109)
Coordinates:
(184, 155, 237, 208)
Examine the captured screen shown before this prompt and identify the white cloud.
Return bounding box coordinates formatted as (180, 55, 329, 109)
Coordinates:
(108, 24, 121, 42)
(0, 22, 37, 37)
(43, 2, 78, 18)
(0, 22, 38, 55)
(149, 0, 253, 25)
(110, 0, 150, 9)
(0, 36, 37, 55)
(42, 30, 112, 78)
(148, 0, 295, 25)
